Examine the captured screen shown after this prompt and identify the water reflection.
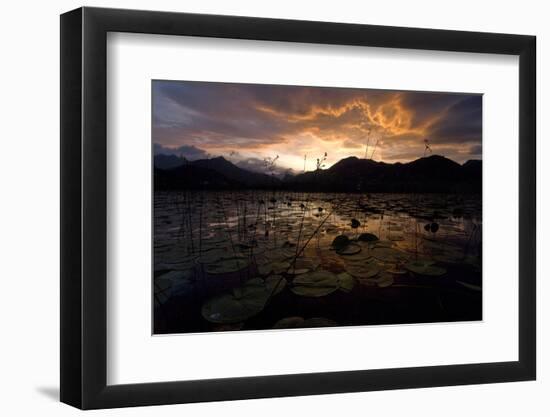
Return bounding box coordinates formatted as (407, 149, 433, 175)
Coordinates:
(154, 191, 482, 334)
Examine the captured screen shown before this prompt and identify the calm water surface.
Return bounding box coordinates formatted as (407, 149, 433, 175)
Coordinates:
(154, 191, 482, 334)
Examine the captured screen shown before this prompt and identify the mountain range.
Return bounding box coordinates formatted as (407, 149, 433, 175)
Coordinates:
(154, 154, 481, 193)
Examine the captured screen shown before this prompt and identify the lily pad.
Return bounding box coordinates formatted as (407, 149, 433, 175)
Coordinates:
(332, 235, 350, 250)
(273, 316, 305, 329)
(358, 233, 379, 243)
(265, 248, 295, 262)
(336, 243, 361, 256)
(202, 294, 263, 324)
(377, 273, 395, 288)
(257, 263, 273, 276)
(345, 262, 380, 279)
(197, 249, 231, 264)
(156, 270, 189, 282)
(202, 279, 270, 324)
(371, 247, 409, 263)
(291, 270, 340, 297)
(337, 272, 356, 292)
(319, 254, 347, 273)
(386, 266, 407, 275)
(271, 261, 291, 274)
(273, 316, 338, 329)
(265, 275, 287, 295)
(302, 317, 338, 328)
(405, 260, 446, 276)
(287, 267, 310, 275)
(205, 258, 249, 274)
(374, 240, 394, 248)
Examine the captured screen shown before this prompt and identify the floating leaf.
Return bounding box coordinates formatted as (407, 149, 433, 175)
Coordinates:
(377, 273, 395, 288)
(273, 316, 304, 329)
(156, 270, 189, 283)
(271, 261, 291, 274)
(358, 233, 379, 243)
(287, 267, 310, 275)
(371, 247, 409, 263)
(405, 260, 446, 276)
(302, 317, 338, 328)
(202, 294, 263, 324)
(205, 258, 249, 274)
(197, 249, 229, 264)
(386, 266, 407, 275)
(211, 323, 244, 332)
(257, 263, 273, 276)
(265, 248, 295, 262)
(319, 254, 347, 273)
(155, 277, 172, 292)
(345, 262, 380, 279)
(336, 243, 361, 256)
(374, 240, 394, 248)
(331, 235, 350, 250)
(337, 272, 356, 292)
(291, 270, 340, 297)
(202, 279, 269, 324)
(265, 275, 287, 295)
(273, 316, 338, 329)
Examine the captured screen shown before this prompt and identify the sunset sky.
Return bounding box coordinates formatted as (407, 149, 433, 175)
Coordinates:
(153, 80, 482, 175)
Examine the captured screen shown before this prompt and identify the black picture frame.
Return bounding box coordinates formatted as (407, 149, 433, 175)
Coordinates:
(60, 6, 536, 410)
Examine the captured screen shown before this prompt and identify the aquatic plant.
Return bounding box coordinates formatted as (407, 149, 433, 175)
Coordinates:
(404, 260, 446, 276)
(369, 137, 379, 160)
(331, 235, 350, 250)
(155, 190, 482, 333)
(263, 154, 279, 178)
(273, 316, 338, 329)
(423, 138, 432, 157)
(316, 152, 328, 170)
(357, 232, 379, 242)
(201, 278, 272, 324)
(364, 128, 372, 159)
(290, 270, 340, 297)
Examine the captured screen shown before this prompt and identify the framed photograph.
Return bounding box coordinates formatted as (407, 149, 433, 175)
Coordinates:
(60, 7, 536, 409)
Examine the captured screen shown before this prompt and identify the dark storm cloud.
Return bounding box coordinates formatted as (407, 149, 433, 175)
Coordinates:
(153, 81, 292, 148)
(152, 80, 482, 167)
(428, 95, 482, 144)
(153, 143, 210, 160)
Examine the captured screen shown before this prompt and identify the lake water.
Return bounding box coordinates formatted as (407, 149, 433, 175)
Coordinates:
(154, 191, 482, 334)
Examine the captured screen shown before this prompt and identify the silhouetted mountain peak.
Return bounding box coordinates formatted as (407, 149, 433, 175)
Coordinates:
(412, 154, 460, 165)
(463, 159, 482, 167)
(154, 154, 185, 170)
(189, 157, 280, 188)
(209, 156, 230, 163)
(155, 154, 481, 193)
(329, 156, 382, 172)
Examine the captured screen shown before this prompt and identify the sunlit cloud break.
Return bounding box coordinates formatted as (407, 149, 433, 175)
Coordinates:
(152, 80, 482, 173)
